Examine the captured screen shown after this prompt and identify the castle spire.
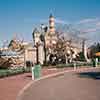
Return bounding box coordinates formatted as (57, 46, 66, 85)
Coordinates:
(49, 13, 55, 34)
(49, 13, 53, 18)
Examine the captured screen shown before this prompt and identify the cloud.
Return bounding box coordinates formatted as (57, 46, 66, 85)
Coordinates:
(80, 27, 100, 33)
(81, 28, 98, 33)
(96, 22, 100, 26)
(78, 18, 98, 24)
(75, 18, 100, 34)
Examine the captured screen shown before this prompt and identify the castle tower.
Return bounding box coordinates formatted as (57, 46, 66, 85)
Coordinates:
(49, 14, 55, 34)
(32, 28, 41, 45)
(32, 28, 44, 64)
(45, 14, 57, 48)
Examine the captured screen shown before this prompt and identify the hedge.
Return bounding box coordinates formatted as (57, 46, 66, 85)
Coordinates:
(0, 62, 100, 78)
(56, 62, 94, 68)
(0, 67, 25, 78)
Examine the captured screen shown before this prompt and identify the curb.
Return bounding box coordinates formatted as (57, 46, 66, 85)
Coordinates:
(16, 67, 100, 100)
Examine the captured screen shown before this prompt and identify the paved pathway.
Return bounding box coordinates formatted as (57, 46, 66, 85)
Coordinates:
(0, 68, 65, 100)
(19, 68, 100, 100)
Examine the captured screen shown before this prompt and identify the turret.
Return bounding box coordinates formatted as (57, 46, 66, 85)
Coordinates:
(49, 14, 55, 34)
(32, 28, 41, 45)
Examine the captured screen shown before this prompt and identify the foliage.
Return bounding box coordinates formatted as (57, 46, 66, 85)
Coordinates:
(8, 39, 24, 52)
(78, 52, 86, 61)
(48, 32, 77, 64)
(0, 67, 26, 78)
(56, 62, 93, 68)
(89, 42, 100, 58)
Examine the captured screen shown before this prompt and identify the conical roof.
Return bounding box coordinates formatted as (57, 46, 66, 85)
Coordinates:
(49, 13, 54, 18)
(33, 28, 39, 33)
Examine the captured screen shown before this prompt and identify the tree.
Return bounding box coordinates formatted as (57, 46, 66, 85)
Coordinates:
(8, 39, 24, 52)
(88, 42, 100, 58)
(48, 31, 78, 64)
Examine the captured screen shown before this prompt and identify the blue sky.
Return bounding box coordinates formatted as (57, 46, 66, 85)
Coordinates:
(0, 0, 100, 47)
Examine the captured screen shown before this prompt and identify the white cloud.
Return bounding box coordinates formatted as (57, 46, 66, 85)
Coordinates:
(81, 28, 97, 33)
(96, 22, 100, 26)
(78, 18, 98, 24)
(75, 18, 100, 34)
(80, 26, 100, 33)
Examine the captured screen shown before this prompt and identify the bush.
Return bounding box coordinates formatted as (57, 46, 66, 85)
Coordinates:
(78, 52, 86, 61)
(56, 63, 74, 68)
(24, 67, 31, 72)
(0, 67, 25, 78)
(97, 62, 100, 66)
(56, 62, 93, 68)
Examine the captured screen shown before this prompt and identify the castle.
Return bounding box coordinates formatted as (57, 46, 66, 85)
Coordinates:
(33, 14, 57, 48)
(33, 14, 82, 64)
(0, 14, 86, 68)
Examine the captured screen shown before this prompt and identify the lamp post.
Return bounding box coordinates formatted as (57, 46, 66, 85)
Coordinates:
(36, 42, 39, 64)
(43, 37, 46, 64)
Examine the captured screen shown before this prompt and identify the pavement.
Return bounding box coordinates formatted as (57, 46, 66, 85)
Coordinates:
(0, 68, 67, 100)
(0, 73, 31, 100)
(18, 68, 100, 100)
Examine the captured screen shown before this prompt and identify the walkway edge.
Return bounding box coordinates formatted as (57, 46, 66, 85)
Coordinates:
(16, 67, 100, 100)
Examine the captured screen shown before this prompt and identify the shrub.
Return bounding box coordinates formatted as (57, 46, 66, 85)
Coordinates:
(0, 67, 25, 78)
(56, 62, 93, 68)
(56, 63, 74, 68)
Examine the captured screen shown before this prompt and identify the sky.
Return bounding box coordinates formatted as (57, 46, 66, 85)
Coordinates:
(0, 0, 100, 47)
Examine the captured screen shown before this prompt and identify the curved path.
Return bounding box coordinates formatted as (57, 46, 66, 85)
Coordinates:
(18, 68, 100, 100)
